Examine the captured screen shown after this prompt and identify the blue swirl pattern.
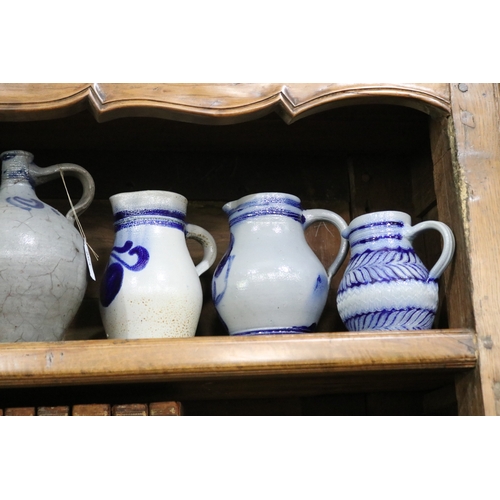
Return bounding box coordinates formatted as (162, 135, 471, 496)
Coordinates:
(100, 240, 150, 307)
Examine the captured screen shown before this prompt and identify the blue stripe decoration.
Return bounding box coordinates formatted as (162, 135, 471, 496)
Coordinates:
(343, 307, 435, 331)
(228, 195, 302, 214)
(350, 234, 403, 248)
(115, 217, 185, 232)
(231, 324, 317, 336)
(3, 168, 30, 180)
(229, 208, 304, 227)
(337, 247, 433, 294)
(344, 220, 404, 239)
(114, 208, 185, 222)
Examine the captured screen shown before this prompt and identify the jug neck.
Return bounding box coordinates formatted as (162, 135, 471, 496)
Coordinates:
(113, 208, 186, 233)
(344, 211, 412, 254)
(224, 192, 304, 228)
(110, 190, 188, 233)
(0, 150, 35, 187)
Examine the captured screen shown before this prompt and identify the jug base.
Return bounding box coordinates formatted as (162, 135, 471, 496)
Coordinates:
(230, 324, 317, 336)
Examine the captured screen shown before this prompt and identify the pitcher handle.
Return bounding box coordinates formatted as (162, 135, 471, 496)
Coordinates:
(406, 220, 455, 280)
(303, 209, 349, 283)
(29, 162, 95, 223)
(186, 223, 218, 276)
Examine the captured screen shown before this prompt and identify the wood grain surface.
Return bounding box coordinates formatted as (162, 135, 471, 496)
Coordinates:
(446, 83, 500, 415)
(0, 329, 476, 388)
(0, 83, 492, 415)
(0, 83, 451, 124)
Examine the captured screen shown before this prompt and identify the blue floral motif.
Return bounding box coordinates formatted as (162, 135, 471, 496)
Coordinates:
(6, 196, 44, 211)
(212, 234, 235, 306)
(100, 240, 150, 307)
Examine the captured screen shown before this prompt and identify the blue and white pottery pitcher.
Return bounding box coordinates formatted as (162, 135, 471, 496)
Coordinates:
(336, 210, 455, 331)
(99, 190, 217, 339)
(212, 192, 349, 336)
(0, 150, 95, 342)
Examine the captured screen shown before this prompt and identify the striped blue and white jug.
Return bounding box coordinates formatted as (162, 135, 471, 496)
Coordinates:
(212, 192, 349, 336)
(99, 190, 216, 339)
(336, 211, 455, 331)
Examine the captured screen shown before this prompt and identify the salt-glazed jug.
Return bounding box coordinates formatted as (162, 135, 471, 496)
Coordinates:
(212, 192, 349, 335)
(99, 190, 217, 339)
(336, 210, 455, 331)
(0, 150, 95, 342)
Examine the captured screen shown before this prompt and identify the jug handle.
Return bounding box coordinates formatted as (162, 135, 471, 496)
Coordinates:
(405, 220, 456, 280)
(303, 209, 349, 283)
(29, 162, 95, 223)
(185, 223, 218, 276)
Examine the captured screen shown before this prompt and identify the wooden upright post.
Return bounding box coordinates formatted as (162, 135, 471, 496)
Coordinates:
(444, 83, 500, 415)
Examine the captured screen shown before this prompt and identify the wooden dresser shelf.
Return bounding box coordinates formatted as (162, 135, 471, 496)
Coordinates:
(0, 329, 476, 389)
(1, 82, 498, 414)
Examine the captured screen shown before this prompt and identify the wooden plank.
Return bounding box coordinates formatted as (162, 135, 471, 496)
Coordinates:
(91, 83, 451, 124)
(0, 329, 476, 388)
(4, 407, 36, 416)
(447, 83, 500, 415)
(149, 402, 184, 416)
(0, 84, 451, 124)
(72, 404, 111, 416)
(112, 404, 148, 416)
(0, 84, 90, 121)
(430, 116, 475, 330)
(37, 406, 70, 416)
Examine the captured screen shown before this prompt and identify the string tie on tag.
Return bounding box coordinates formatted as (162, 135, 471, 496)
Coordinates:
(60, 170, 98, 280)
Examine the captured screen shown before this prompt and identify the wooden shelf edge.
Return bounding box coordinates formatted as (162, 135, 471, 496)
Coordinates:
(0, 83, 451, 124)
(0, 329, 476, 388)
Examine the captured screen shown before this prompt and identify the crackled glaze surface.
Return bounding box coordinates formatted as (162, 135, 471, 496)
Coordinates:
(337, 211, 455, 331)
(0, 151, 90, 342)
(212, 192, 348, 335)
(99, 190, 216, 339)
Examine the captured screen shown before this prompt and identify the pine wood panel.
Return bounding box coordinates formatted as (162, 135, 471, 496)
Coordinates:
(37, 406, 70, 416)
(72, 404, 111, 416)
(0, 83, 488, 416)
(0, 402, 183, 416)
(112, 404, 148, 416)
(430, 116, 474, 330)
(0, 83, 451, 124)
(446, 83, 500, 415)
(149, 401, 183, 416)
(4, 407, 35, 416)
(0, 329, 475, 389)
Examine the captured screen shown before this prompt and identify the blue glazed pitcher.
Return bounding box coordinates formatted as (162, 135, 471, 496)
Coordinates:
(99, 190, 217, 339)
(212, 192, 348, 336)
(336, 210, 455, 331)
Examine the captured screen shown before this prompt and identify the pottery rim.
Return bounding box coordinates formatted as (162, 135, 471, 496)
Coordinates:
(223, 191, 301, 213)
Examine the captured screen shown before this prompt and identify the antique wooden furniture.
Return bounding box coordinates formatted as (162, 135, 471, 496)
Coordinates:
(0, 83, 498, 415)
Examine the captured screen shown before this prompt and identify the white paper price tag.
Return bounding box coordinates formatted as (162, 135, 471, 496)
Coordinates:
(84, 237, 96, 281)
(60, 170, 98, 280)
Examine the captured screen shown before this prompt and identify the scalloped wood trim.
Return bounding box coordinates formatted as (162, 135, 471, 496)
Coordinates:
(0, 83, 451, 124)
